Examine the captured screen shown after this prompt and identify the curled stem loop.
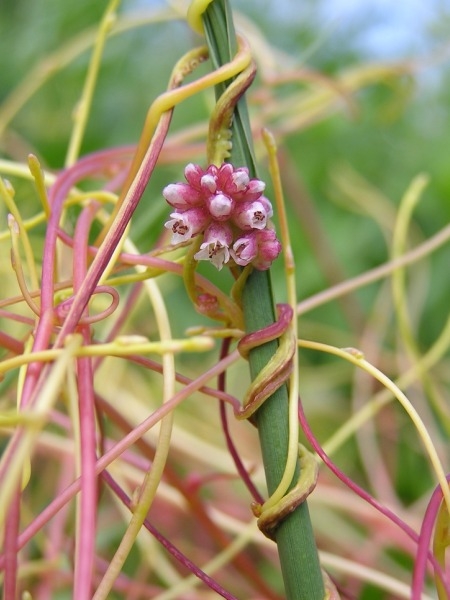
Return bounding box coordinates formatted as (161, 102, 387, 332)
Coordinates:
(54, 285, 119, 326)
(251, 444, 319, 540)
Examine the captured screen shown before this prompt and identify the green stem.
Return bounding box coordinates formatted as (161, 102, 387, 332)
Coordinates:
(202, 2, 325, 599)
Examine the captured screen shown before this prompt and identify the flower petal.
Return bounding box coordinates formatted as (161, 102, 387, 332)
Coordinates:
(194, 241, 231, 270)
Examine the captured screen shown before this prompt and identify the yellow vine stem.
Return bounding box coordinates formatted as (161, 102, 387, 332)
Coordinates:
(183, 236, 245, 326)
(253, 445, 319, 540)
(28, 155, 51, 218)
(186, 0, 214, 35)
(299, 339, 450, 516)
(67, 190, 118, 207)
(98, 219, 131, 286)
(182, 235, 205, 300)
(297, 222, 450, 316)
(237, 308, 296, 421)
(66, 341, 82, 479)
(319, 273, 450, 463)
(0, 157, 54, 183)
(92, 284, 176, 600)
(391, 174, 429, 355)
(0, 335, 83, 528)
(65, 0, 120, 167)
(206, 61, 257, 166)
(258, 128, 303, 513)
(96, 35, 252, 245)
(0, 176, 40, 294)
(0, 158, 61, 238)
(391, 175, 450, 432)
(0, 337, 212, 377)
(14, 336, 35, 492)
(237, 306, 295, 417)
(8, 215, 41, 317)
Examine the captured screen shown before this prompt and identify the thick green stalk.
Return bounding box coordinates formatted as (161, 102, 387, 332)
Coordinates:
(202, 2, 325, 599)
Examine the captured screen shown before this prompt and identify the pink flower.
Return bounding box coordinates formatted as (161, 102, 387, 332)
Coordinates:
(194, 222, 233, 270)
(164, 207, 209, 244)
(230, 234, 258, 266)
(231, 229, 281, 270)
(233, 200, 270, 230)
(162, 163, 282, 271)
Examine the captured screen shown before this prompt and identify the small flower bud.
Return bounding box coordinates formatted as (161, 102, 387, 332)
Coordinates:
(206, 193, 234, 220)
(200, 173, 217, 194)
(231, 229, 281, 270)
(231, 168, 250, 191)
(252, 229, 282, 270)
(184, 163, 204, 188)
(163, 183, 202, 209)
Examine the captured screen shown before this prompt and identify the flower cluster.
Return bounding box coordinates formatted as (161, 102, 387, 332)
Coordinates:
(163, 163, 281, 270)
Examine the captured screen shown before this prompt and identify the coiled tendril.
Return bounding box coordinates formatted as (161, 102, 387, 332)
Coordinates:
(236, 302, 319, 540)
(236, 303, 295, 422)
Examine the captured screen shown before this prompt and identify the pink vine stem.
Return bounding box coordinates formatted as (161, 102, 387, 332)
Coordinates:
(72, 199, 102, 599)
(412, 477, 450, 599)
(297, 396, 450, 596)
